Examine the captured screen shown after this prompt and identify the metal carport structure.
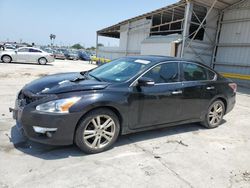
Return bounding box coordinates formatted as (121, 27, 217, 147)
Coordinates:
(97, 0, 250, 86)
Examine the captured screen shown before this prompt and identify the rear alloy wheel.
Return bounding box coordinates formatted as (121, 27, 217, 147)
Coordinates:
(1, 55, 12, 63)
(75, 109, 120, 154)
(201, 100, 225, 128)
(38, 57, 47, 65)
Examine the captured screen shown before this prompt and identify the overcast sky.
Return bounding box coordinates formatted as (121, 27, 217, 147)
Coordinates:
(0, 0, 178, 47)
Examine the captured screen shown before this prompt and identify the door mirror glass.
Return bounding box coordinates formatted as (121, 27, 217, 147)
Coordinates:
(137, 77, 155, 87)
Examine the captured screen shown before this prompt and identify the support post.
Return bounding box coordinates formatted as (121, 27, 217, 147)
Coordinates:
(125, 22, 130, 56)
(181, 1, 193, 58)
(96, 32, 99, 58)
(211, 12, 223, 68)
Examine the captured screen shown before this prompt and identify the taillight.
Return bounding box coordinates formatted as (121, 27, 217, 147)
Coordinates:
(229, 83, 237, 93)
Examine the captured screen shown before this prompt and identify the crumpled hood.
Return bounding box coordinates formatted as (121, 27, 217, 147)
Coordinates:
(23, 72, 110, 94)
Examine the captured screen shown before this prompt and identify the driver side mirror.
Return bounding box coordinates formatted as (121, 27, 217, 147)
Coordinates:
(137, 77, 155, 87)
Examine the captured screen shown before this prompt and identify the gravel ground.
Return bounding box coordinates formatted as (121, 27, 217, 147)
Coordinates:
(0, 60, 250, 188)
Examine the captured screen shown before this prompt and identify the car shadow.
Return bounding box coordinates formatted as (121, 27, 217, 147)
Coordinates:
(10, 121, 226, 160)
(0, 61, 53, 66)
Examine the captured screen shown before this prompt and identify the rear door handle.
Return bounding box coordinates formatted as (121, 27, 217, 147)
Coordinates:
(206, 86, 215, 90)
(171, 90, 182, 95)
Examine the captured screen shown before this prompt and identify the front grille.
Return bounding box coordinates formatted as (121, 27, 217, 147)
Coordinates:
(18, 90, 45, 106)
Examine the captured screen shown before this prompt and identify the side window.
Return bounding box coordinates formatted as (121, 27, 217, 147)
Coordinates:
(144, 62, 179, 83)
(18, 48, 29, 52)
(29, 48, 41, 53)
(183, 63, 207, 81)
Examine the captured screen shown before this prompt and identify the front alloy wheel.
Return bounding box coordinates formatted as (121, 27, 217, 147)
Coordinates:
(2, 55, 12, 63)
(75, 109, 120, 154)
(84, 115, 116, 149)
(202, 100, 225, 128)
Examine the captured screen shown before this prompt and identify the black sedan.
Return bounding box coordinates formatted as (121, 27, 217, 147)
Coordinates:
(11, 56, 236, 153)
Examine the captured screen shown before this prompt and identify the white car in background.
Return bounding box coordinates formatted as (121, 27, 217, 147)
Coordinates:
(4, 44, 16, 51)
(0, 47, 54, 65)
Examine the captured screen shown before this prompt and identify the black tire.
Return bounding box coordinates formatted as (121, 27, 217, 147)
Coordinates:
(38, 57, 47, 65)
(75, 108, 120, 154)
(201, 100, 225, 129)
(1, 55, 12, 63)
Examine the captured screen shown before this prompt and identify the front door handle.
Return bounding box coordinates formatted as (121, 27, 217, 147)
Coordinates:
(206, 86, 215, 90)
(171, 90, 182, 95)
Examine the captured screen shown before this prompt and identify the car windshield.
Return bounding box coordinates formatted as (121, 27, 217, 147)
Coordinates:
(89, 58, 151, 83)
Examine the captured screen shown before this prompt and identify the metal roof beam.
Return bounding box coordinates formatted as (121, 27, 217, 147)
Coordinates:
(181, 1, 193, 57)
(222, 0, 247, 11)
(97, 1, 187, 35)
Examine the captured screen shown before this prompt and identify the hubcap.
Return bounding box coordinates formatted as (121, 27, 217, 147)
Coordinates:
(83, 115, 115, 149)
(208, 102, 223, 126)
(39, 58, 46, 64)
(3, 56, 11, 63)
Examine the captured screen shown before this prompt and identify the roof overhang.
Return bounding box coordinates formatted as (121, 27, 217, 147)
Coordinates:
(97, 0, 246, 38)
(97, 0, 186, 38)
(193, 0, 245, 9)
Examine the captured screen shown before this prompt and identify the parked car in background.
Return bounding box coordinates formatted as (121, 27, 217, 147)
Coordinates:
(0, 47, 54, 65)
(78, 50, 91, 61)
(53, 49, 66, 60)
(58, 48, 68, 55)
(4, 44, 16, 51)
(41, 47, 53, 54)
(64, 50, 79, 60)
(10, 56, 236, 154)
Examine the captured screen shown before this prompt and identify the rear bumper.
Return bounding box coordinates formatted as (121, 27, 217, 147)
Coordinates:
(12, 105, 82, 145)
(225, 94, 236, 114)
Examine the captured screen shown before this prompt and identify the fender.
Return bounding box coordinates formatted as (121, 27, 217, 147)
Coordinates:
(200, 94, 228, 120)
(70, 92, 130, 132)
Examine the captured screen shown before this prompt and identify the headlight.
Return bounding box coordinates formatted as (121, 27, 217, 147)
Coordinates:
(36, 97, 81, 113)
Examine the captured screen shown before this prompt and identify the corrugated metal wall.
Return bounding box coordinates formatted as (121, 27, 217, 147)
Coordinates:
(98, 18, 151, 60)
(214, 0, 250, 86)
(141, 34, 182, 56)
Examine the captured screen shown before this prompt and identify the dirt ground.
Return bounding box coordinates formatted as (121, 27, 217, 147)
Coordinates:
(0, 60, 250, 188)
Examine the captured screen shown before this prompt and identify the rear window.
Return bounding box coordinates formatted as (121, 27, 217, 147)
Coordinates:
(29, 48, 42, 53)
(182, 62, 216, 81)
(183, 63, 207, 81)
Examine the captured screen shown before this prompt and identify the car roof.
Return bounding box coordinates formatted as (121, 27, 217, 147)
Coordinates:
(18, 47, 44, 51)
(125, 55, 208, 67)
(126, 55, 195, 63)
